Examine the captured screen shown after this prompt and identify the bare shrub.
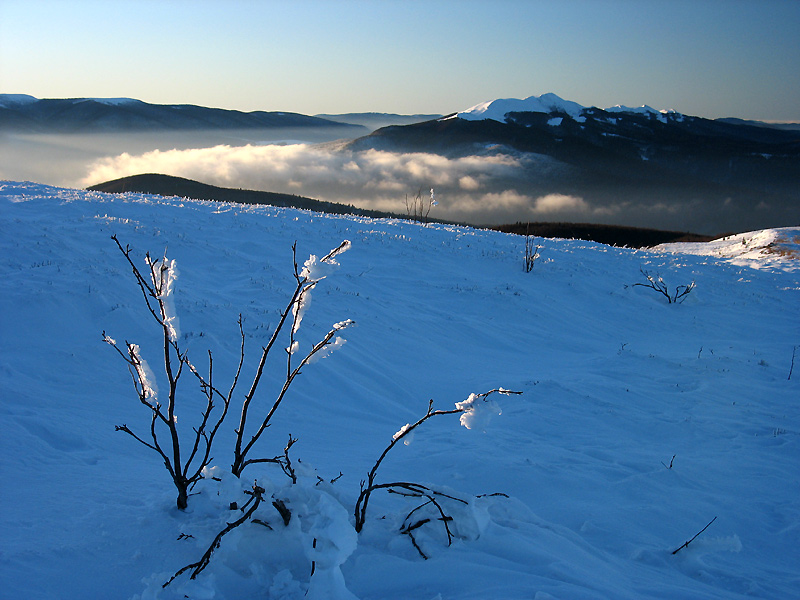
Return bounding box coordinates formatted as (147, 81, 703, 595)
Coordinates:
(524, 224, 542, 272)
(633, 267, 695, 304)
(354, 390, 521, 542)
(405, 187, 437, 225)
(105, 236, 352, 508)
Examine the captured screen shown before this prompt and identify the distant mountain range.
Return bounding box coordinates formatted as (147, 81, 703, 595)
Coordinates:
(453, 93, 800, 131)
(0, 95, 367, 133)
(4, 92, 798, 232)
(342, 93, 800, 231)
(350, 93, 800, 169)
(314, 112, 443, 130)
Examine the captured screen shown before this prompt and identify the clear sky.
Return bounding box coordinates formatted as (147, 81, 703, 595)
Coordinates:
(1, 0, 798, 121)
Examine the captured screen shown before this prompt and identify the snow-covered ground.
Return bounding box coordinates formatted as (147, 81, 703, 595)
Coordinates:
(656, 228, 800, 272)
(1, 181, 798, 599)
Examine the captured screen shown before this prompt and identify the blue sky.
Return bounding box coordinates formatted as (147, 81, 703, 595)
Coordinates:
(1, 0, 798, 121)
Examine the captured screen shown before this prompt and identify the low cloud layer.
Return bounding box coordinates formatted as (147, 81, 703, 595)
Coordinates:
(81, 143, 594, 224)
(74, 140, 791, 233)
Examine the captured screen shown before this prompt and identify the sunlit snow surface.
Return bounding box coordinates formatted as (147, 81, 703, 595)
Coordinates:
(1, 181, 798, 600)
(656, 228, 800, 272)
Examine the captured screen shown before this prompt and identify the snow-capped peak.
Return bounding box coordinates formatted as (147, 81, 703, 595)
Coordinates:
(606, 104, 661, 115)
(456, 93, 684, 124)
(458, 93, 586, 122)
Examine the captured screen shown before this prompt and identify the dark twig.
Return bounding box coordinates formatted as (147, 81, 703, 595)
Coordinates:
(272, 498, 292, 526)
(672, 516, 717, 555)
(404, 188, 435, 225)
(107, 238, 247, 510)
(163, 483, 266, 586)
(396, 489, 463, 559)
(401, 520, 430, 559)
(280, 435, 298, 483)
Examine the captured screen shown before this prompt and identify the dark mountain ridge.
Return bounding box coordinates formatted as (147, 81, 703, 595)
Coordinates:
(348, 109, 800, 182)
(88, 173, 715, 247)
(87, 173, 397, 219)
(0, 96, 366, 134)
(342, 107, 800, 233)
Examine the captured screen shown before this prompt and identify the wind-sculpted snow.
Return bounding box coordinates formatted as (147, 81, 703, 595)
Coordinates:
(0, 181, 798, 599)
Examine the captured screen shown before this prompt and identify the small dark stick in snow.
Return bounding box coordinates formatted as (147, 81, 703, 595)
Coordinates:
(672, 516, 717, 555)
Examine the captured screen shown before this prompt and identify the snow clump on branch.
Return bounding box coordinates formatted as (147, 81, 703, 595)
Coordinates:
(455, 392, 502, 431)
(301, 240, 351, 282)
(293, 241, 352, 337)
(392, 423, 415, 445)
(128, 343, 159, 400)
(146, 254, 181, 341)
(308, 335, 347, 363)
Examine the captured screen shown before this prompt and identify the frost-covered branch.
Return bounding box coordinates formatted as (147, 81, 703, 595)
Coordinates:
(106, 238, 241, 509)
(354, 389, 521, 534)
(524, 224, 542, 273)
(231, 241, 352, 478)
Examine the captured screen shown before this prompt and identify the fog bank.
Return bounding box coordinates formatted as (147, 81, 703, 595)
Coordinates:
(3, 131, 795, 233)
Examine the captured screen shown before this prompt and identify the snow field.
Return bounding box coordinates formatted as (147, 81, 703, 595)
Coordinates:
(1, 181, 798, 599)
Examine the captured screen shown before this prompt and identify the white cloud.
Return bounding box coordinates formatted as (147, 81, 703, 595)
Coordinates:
(473, 190, 534, 211)
(80, 143, 532, 219)
(458, 175, 481, 190)
(532, 194, 590, 214)
(81, 144, 524, 193)
(79, 143, 620, 225)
